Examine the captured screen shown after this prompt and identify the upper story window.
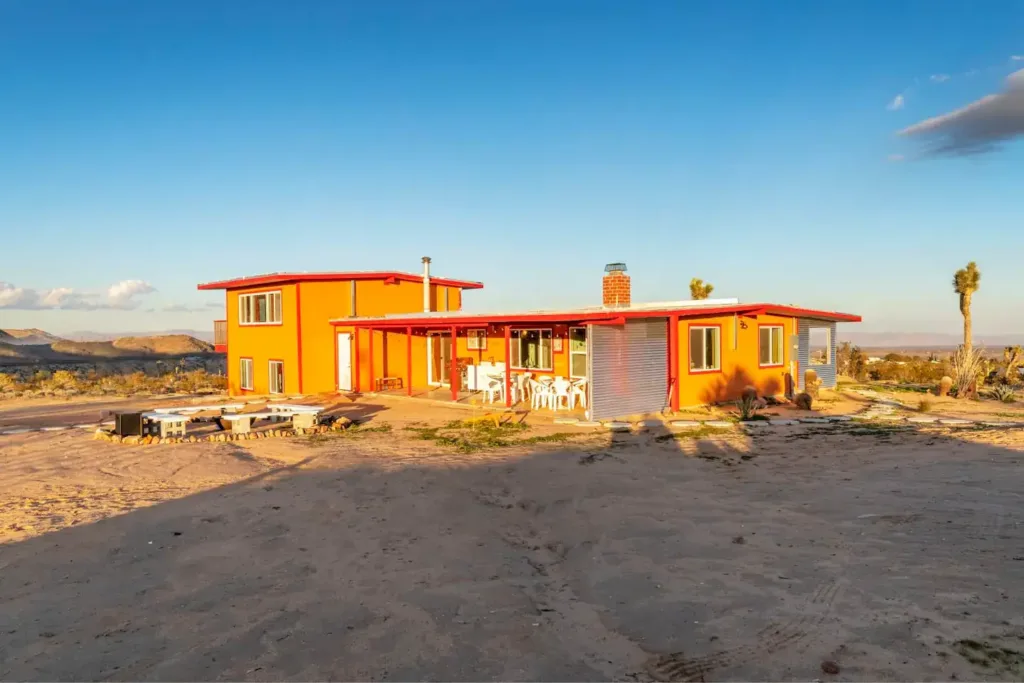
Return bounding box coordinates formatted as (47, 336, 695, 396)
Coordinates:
(239, 291, 282, 325)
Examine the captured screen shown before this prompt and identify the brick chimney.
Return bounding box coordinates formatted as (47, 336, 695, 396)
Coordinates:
(602, 262, 631, 308)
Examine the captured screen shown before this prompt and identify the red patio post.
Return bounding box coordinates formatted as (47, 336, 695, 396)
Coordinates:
(367, 328, 374, 392)
(406, 326, 413, 396)
(353, 328, 360, 393)
(504, 324, 512, 407)
(668, 315, 680, 412)
(449, 326, 458, 401)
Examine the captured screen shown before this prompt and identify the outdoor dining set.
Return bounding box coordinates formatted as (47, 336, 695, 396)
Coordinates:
(467, 362, 587, 410)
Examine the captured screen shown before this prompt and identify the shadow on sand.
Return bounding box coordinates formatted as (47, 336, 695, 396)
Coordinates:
(1, 402, 1022, 682)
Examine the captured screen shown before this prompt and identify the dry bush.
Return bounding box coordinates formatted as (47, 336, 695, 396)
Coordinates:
(917, 398, 933, 413)
(950, 344, 986, 398)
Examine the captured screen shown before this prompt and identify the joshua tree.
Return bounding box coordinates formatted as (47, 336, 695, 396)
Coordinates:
(690, 278, 714, 300)
(1004, 345, 1023, 383)
(952, 261, 980, 354)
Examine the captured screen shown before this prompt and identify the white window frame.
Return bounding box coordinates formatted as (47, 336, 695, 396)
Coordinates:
(568, 326, 588, 378)
(239, 357, 254, 391)
(268, 360, 284, 394)
(238, 290, 282, 325)
(467, 329, 487, 350)
(759, 325, 784, 367)
(689, 326, 721, 372)
(509, 328, 554, 371)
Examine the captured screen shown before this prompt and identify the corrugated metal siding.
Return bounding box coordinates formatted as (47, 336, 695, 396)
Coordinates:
(797, 320, 837, 389)
(588, 318, 668, 421)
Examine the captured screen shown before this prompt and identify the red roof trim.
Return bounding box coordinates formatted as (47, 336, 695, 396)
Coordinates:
(330, 303, 861, 328)
(197, 271, 484, 291)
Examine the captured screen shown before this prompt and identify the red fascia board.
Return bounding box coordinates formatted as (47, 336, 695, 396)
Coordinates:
(197, 272, 484, 291)
(330, 303, 860, 328)
(743, 304, 862, 323)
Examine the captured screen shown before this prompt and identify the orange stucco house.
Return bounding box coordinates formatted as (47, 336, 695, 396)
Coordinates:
(199, 260, 859, 420)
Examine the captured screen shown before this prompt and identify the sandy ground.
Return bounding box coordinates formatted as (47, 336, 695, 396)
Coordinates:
(1, 395, 1023, 681)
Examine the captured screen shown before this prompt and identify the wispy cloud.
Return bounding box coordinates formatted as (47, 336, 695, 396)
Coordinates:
(886, 94, 905, 111)
(154, 302, 222, 313)
(899, 68, 1024, 156)
(0, 280, 157, 310)
(929, 73, 950, 83)
(887, 153, 905, 163)
(1012, 55, 1024, 61)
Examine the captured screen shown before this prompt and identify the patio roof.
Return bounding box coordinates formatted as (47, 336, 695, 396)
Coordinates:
(329, 300, 862, 328)
(197, 271, 484, 291)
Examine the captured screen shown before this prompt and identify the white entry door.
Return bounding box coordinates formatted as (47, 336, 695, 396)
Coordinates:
(337, 332, 352, 391)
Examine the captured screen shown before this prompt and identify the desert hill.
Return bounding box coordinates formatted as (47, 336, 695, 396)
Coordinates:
(0, 331, 216, 366)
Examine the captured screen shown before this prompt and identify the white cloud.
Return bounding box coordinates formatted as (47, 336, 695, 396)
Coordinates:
(886, 94, 905, 111)
(930, 74, 950, 83)
(106, 279, 155, 309)
(0, 280, 156, 310)
(887, 153, 905, 162)
(1012, 55, 1023, 61)
(899, 68, 1024, 156)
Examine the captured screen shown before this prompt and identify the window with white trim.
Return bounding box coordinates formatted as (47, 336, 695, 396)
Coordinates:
(510, 329, 553, 371)
(238, 291, 282, 324)
(240, 358, 254, 390)
(689, 326, 721, 372)
(467, 329, 487, 350)
(759, 326, 784, 366)
(269, 360, 284, 394)
(569, 327, 587, 378)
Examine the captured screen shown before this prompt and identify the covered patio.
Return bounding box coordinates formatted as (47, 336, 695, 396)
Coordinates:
(333, 310, 636, 416)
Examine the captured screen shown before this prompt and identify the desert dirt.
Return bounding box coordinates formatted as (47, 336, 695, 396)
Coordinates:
(1, 393, 1023, 681)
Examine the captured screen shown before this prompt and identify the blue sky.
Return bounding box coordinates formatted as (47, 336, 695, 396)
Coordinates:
(2, 0, 1024, 337)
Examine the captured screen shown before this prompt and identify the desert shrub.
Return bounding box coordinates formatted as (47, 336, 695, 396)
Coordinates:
(0, 373, 14, 390)
(49, 369, 79, 389)
(738, 393, 760, 420)
(989, 384, 1016, 403)
(917, 398, 933, 413)
(950, 345, 986, 398)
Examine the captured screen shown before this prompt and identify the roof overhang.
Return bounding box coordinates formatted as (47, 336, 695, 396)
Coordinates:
(329, 303, 861, 328)
(197, 271, 484, 291)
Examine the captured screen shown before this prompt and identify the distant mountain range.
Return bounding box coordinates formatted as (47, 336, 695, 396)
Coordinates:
(840, 331, 1024, 348)
(64, 329, 215, 343)
(0, 328, 218, 366)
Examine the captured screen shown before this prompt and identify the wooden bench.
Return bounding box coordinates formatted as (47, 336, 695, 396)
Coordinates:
(375, 377, 403, 391)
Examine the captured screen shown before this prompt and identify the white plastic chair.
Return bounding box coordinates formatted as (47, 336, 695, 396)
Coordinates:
(483, 377, 503, 404)
(528, 379, 551, 410)
(515, 372, 532, 403)
(571, 379, 588, 410)
(551, 378, 572, 411)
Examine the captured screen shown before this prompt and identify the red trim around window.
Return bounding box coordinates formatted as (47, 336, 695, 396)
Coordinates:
(757, 323, 785, 368)
(508, 327, 555, 372)
(466, 329, 488, 351)
(239, 356, 255, 392)
(686, 323, 723, 375)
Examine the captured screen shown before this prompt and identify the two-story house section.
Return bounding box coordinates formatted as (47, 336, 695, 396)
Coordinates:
(198, 260, 483, 396)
